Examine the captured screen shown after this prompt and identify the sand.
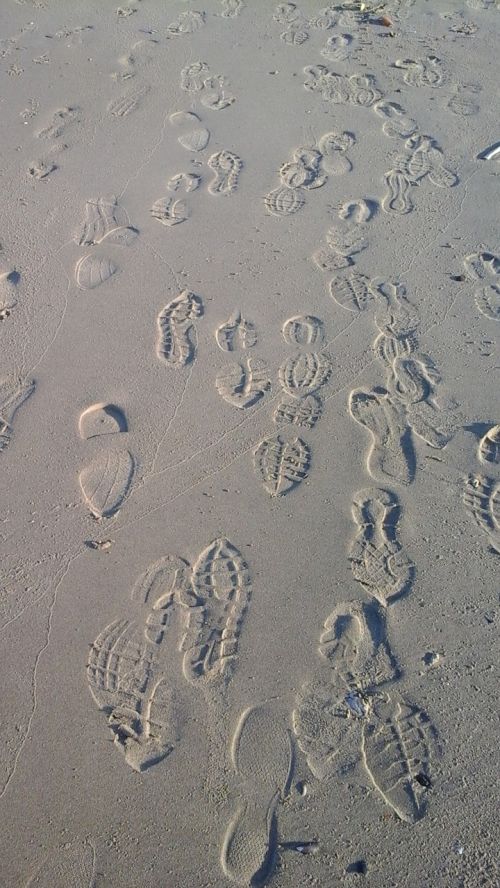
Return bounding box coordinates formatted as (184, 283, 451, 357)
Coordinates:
(0, 0, 499, 886)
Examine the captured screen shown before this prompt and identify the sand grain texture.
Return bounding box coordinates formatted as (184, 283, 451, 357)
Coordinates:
(0, 0, 498, 886)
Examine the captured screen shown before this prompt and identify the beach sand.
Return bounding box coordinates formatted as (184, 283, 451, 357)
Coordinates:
(0, 1, 498, 885)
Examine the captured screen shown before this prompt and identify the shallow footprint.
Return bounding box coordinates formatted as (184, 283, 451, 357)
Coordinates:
(79, 449, 135, 519)
(221, 703, 293, 886)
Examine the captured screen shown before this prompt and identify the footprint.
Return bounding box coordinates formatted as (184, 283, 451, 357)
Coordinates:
(220, 0, 244, 16)
(325, 224, 368, 258)
(319, 600, 398, 688)
(201, 76, 236, 111)
(131, 554, 190, 645)
(79, 403, 127, 439)
(216, 358, 271, 408)
(389, 356, 453, 449)
(156, 291, 203, 368)
(321, 32, 353, 62)
(37, 106, 79, 139)
(447, 83, 480, 116)
(278, 352, 332, 395)
(87, 619, 177, 771)
(151, 196, 189, 226)
(26, 841, 95, 888)
(318, 130, 354, 175)
(221, 703, 293, 887)
(373, 100, 417, 139)
(349, 389, 415, 485)
(293, 676, 360, 781)
(79, 449, 135, 519)
(349, 487, 414, 606)
(329, 272, 374, 312)
(463, 249, 500, 282)
(180, 60, 210, 92)
(338, 198, 377, 224)
(108, 86, 150, 118)
(274, 393, 323, 429)
(0, 375, 35, 451)
(394, 56, 445, 88)
(76, 195, 138, 246)
(254, 434, 311, 496)
(170, 111, 210, 152)
(479, 425, 500, 465)
(349, 73, 382, 106)
(313, 246, 353, 272)
(281, 26, 309, 45)
(265, 185, 306, 216)
(167, 10, 205, 36)
(207, 150, 242, 195)
(181, 538, 251, 683)
(282, 315, 323, 346)
(361, 693, 437, 823)
(28, 159, 56, 180)
(382, 170, 413, 215)
(463, 474, 500, 552)
(75, 254, 118, 290)
(216, 310, 257, 351)
(167, 172, 201, 193)
(475, 284, 500, 321)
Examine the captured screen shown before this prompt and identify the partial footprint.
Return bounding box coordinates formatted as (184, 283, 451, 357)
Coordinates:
(207, 150, 242, 195)
(349, 389, 415, 485)
(394, 56, 445, 88)
(79, 403, 127, 439)
(463, 474, 500, 552)
(0, 375, 35, 451)
(479, 425, 500, 465)
(151, 197, 189, 226)
(76, 195, 138, 246)
(216, 358, 270, 408)
(349, 487, 414, 606)
(108, 86, 150, 118)
(167, 10, 205, 36)
(156, 291, 203, 368)
(87, 619, 177, 771)
(79, 450, 135, 519)
(221, 703, 292, 887)
(475, 284, 500, 321)
(361, 693, 437, 823)
(319, 600, 398, 688)
(254, 434, 311, 496)
(329, 272, 374, 313)
(373, 100, 417, 139)
(181, 538, 251, 683)
(216, 310, 257, 351)
(37, 106, 79, 139)
(274, 393, 323, 429)
(170, 111, 210, 152)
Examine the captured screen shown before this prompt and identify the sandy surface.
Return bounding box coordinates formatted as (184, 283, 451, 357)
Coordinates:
(0, 1, 499, 886)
